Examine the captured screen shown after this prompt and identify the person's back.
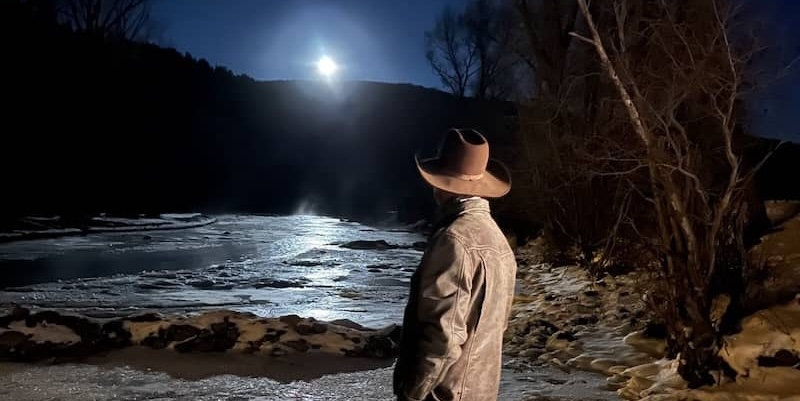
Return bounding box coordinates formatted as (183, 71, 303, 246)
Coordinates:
(394, 129, 517, 401)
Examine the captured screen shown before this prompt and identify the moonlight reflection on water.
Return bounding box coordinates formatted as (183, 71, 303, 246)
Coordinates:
(0, 214, 424, 326)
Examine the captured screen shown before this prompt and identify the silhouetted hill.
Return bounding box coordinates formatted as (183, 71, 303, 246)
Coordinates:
(0, 2, 516, 225)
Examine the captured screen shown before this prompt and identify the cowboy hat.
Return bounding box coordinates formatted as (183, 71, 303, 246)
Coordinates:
(415, 128, 511, 198)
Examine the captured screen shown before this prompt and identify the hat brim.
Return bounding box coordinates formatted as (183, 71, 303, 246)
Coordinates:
(415, 155, 511, 198)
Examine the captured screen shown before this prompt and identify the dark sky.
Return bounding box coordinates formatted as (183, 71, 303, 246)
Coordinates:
(152, 0, 799, 142)
(152, 0, 468, 88)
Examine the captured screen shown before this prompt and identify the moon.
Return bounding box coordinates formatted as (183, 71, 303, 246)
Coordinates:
(316, 56, 338, 77)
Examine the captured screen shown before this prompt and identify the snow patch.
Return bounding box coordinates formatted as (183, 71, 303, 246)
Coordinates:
(720, 295, 800, 393)
(617, 295, 800, 400)
(124, 310, 399, 356)
(2, 321, 81, 345)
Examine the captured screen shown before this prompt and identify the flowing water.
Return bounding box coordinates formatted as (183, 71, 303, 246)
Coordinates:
(0, 214, 423, 326)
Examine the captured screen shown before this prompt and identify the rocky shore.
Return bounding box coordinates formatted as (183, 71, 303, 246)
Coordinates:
(0, 308, 401, 362)
(504, 245, 660, 386)
(505, 228, 800, 401)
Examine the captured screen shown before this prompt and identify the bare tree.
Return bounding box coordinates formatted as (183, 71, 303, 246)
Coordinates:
(425, 5, 476, 97)
(514, 0, 581, 98)
(463, 0, 519, 99)
(57, 0, 152, 41)
(510, 0, 636, 268)
(425, 0, 519, 99)
(571, 0, 783, 386)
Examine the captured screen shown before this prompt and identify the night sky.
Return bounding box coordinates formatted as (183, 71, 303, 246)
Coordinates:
(151, 0, 469, 88)
(152, 0, 800, 142)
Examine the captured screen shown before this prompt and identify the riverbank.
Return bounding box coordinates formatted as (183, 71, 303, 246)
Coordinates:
(0, 214, 217, 243)
(505, 209, 800, 401)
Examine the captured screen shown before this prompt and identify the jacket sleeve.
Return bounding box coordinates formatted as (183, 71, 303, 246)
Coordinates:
(399, 233, 473, 401)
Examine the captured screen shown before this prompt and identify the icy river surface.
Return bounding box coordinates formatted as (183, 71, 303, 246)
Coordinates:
(0, 214, 425, 326)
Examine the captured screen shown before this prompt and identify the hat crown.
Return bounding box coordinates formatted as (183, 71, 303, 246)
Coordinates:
(438, 129, 490, 177)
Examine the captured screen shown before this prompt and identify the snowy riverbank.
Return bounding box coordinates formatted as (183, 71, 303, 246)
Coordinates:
(505, 209, 800, 401)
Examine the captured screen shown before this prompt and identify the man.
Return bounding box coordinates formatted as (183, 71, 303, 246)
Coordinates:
(394, 128, 518, 401)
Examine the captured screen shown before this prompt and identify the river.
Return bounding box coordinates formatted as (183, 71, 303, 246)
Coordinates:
(0, 214, 616, 401)
(0, 214, 424, 326)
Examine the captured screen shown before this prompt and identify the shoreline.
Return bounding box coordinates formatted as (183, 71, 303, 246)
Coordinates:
(0, 347, 393, 383)
(87, 346, 395, 382)
(0, 214, 218, 244)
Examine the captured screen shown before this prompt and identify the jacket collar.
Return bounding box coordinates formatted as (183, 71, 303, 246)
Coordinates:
(432, 197, 490, 232)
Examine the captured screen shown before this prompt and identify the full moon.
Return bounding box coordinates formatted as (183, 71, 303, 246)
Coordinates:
(316, 56, 338, 77)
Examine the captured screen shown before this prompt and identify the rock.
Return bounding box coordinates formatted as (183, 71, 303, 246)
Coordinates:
(254, 279, 303, 289)
(311, 322, 327, 334)
(329, 319, 368, 331)
(100, 320, 132, 348)
(338, 289, 362, 299)
(0, 306, 30, 327)
(546, 331, 575, 351)
(606, 374, 628, 387)
(261, 329, 286, 343)
(608, 365, 629, 375)
(188, 279, 215, 289)
(589, 358, 618, 373)
(757, 349, 800, 367)
(550, 357, 571, 373)
(0, 331, 28, 347)
(288, 260, 324, 267)
(141, 331, 169, 349)
(524, 335, 543, 347)
(571, 315, 599, 326)
(285, 339, 310, 352)
(175, 321, 238, 353)
(362, 335, 399, 358)
(623, 330, 667, 359)
(166, 324, 201, 343)
(536, 319, 560, 335)
(520, 348, 542, 359)
(368, 268, 382, 273)
(556, 331, 577, 341)
(279, 315, 302, 327)
(296, 321, 314, 335)
(340, 240, 397, 250)
(25, 310, 61, 327)
(584, 290, 600, 297)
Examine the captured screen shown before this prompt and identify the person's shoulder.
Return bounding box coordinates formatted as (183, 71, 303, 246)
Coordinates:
(444, 213, 502, 245)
